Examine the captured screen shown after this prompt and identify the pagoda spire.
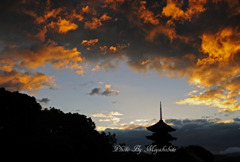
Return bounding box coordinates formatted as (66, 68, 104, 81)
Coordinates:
(160, 101, 162, 121)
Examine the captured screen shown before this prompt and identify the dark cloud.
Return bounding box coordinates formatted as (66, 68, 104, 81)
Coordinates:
(38, 97, 50, 104)
(233, 118, 240, 122)
(89, 84, 120, 96)
(102, 88, 119, 96)
(170, 119, 240, 154)
(106, 119, 240, 154)
(89, 87, 102, 95)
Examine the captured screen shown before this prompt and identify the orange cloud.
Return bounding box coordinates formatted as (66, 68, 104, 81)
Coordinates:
(223, 78, 240, 92)
(24, 8, 69, 38)
(0, 58, 16, 72)
(84, 13, 111, 30)
(189, 27, 240, 87)
(1, 41, 84, 75)
(127, 55, 193, 78)
(24, 41, 83, 70)
(105, 84, 111, 89)
(198, 27, 240, 65)
(109, 46, 117, 53)
(35, 8, 63, 24)
(48, 18, 78, 34)
(99, 46, 108, 54)
(141, 59, 151, 65)
(23, 8, 62, 24)
(82, 5, 90, 13)
(216, 119, 234, 124)
(128, 0, 194, 42)
(137, 1, 159, 25)
(99, 45, 118, 54)
(100, 13, 112, 21)
(92, 64, 101, 72)
(175, 27, 240, 111)
(0, 71, 55, 92)
(176, 89, 240, 112)
(103, 0, 125, 10)
(129, 1, 177, 42)
(162, 0, 185, 20)
(84, 17, 102, 30)
(145, 24, 177, 42)
(71, 9, 84, 21)
(35, 26, 48, 42)
(0, 39, 85, 92)
(81, 39, 99, 46)
(162, 0, 206, 22)
(25, 7, 85, 38)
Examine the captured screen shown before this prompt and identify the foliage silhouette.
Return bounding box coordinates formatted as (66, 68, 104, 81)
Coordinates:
(0, 88, 115, 162)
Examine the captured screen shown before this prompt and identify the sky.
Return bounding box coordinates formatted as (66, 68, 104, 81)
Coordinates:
(1, 0, 240, 148)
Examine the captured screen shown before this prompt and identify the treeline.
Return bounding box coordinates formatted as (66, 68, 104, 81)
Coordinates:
(0, 88, 115, 162)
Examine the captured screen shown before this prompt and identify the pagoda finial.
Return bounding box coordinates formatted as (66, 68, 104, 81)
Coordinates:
(160, 101, 162, 120)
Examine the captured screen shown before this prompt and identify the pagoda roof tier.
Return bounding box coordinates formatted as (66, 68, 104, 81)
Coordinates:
(146, 119, 176, 132)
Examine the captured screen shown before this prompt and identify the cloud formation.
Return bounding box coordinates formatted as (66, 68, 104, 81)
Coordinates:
(89, 87, 102, 95)
(0, 71, 55, 92)
(1, 0, 240, 111)
(162, 0, 206, 22)
(91, 111, 123, 124)
(48, 18, 78, 34)
(89, 84, 120, 96)
(38, 97, 50, 104)
(84, 13, 112, 30)
(81, 39, 99, 46)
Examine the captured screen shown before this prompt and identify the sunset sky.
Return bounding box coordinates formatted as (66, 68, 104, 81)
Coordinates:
(1, 0, 240, 131)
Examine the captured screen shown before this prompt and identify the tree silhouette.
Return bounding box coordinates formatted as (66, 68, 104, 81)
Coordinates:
(0, 88, 116, 162)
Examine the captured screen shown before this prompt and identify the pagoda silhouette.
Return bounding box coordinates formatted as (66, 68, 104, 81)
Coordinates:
(146, 102, 176, 148)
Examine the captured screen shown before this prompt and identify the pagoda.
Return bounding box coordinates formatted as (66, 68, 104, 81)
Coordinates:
(146, 102, 176, 148)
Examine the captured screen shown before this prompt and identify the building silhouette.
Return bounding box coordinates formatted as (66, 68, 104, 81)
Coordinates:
(146, 102, 176, 148)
